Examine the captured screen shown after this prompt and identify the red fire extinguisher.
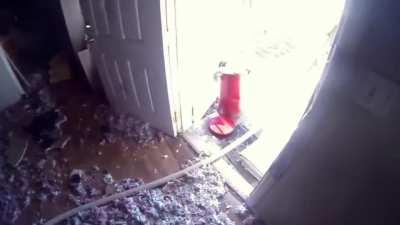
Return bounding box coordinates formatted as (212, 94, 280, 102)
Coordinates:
(209, 63, 244, 137)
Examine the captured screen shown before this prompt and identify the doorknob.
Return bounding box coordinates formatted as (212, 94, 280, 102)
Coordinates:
(84, 24, 95, 44)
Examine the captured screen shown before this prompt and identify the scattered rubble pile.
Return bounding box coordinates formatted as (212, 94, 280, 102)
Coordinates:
(0, 98, 240, 225)
(99, 111, 163, 146)
(0, 134, 23, 225)
(60, 163, 235, 225)
(67, 167, 117, 206)
(0, 77, 250, 225)
(0, 136, 65, 225)
(0, 84, 165, 225)
(0, 96, 69, 225)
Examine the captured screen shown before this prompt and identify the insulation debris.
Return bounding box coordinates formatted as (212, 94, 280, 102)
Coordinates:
(92, 104, 165, 147)
(100, 113, 161, 146)
(0, 188, 21, 224)
(0, 139, 65, 224)
(103, 171, 114, 185)
(70, 169, 87, 196)
(60, 164, 235, 225)
(0, 82, 251, 225)
(0, 86, 69, 225)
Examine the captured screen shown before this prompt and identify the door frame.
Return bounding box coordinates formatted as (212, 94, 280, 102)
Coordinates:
(160, 0, 183, 133)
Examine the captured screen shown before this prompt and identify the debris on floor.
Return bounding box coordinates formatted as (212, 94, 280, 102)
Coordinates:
(86, 103, 164, 147)
(61, 164, 235, 225)
(0, 105, 240, 225)
(103, 113, 160, 145)
(6, 133, 29, 166)
(0, 139, 65, 224)
(46, 135, 72, 152)
(0, 81, 70, 225)
(0, 80, 254, 225)
(26, 108, 67, 149)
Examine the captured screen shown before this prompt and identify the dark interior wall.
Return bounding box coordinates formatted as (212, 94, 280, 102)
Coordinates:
(1, 0, 70, 67)
(254, 0, 400, 224)
(336, 0, 400, 83)
(256, 92, 400, 225)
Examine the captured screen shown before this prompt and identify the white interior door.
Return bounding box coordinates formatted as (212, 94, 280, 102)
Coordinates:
(80, 0, 177, 135)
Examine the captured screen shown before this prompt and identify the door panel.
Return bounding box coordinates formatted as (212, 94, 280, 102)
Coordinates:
(92, 0, 110, 35)
(81, 0, 176, 135)
(119, 0, 143, 40)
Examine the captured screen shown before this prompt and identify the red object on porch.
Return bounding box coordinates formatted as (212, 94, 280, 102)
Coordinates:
(209, 73, 241, 137)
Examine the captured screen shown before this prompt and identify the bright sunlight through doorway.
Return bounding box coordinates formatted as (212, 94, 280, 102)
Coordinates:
(178, 0, 346, 193)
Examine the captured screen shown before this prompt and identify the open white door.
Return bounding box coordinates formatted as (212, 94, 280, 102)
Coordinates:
(80, 0, 177, 135)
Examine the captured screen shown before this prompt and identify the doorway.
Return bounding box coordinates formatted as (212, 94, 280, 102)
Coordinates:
(176, 0, 346, 193)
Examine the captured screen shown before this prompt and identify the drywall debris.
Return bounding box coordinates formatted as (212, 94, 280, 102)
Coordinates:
(94, 105, 166, 146)
(60, 136, 72, 148)
(104, 113, 159, 145)
(103, 171, 114, 185)
(233, 204, 249, 218)
(0, 189, 21, 225)
(0, 88, 248, 225)
(32, 218, 46, 225)
(58, 164, 234, 225)
(92, 165, 100, 172)
(45, 135, 72, 152)
(0, 94, 69, 225)
(99, 139, 106, 146)
(55, 110, 67, 129)
(233, 205, 266, 225)
(70, 169, 87, 196)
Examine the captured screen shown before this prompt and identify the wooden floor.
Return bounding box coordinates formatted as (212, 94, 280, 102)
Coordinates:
(55, 80, 195, 182)
(15, 80, 243, 225)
